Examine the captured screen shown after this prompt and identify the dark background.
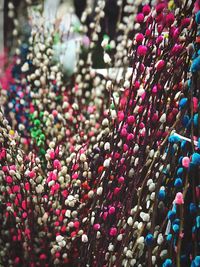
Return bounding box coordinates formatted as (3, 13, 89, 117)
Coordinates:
(4, 0, 120, 56)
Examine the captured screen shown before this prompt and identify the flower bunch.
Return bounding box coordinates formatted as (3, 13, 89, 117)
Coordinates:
(0, 1, 199, 267)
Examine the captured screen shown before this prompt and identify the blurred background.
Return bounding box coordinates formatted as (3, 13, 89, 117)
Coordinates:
(0, 0, 120, 55)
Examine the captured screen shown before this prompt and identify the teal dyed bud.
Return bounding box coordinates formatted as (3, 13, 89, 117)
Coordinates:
(189, 203, 197, 214)
(191, 56, 200, 72)
(179, 98, 188, 109)
(168, 210, 176, 221)
(195, 11, 200, 24)
(163, 259, 172, 267)
(168, 134, 180, 143)
(158, 190, 166, 200)
(172, 224, 179, 233)
(193, 114, 198, 127)
(174, 178, 183, 188)
(145, 233, 154, 246)
(191, 153, 200, 165)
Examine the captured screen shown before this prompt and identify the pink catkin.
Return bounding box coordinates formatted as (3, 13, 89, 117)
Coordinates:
(53, 159, 61, 170)
(28, 170, 36, 178)
(93, 224, 100, 231)
(155, 60, 165, 71)
(118, 176, 124, 183)
(142, 5, 151, 16)
(156, 3, 166, 13)
(137, 45, 148, 56)
(74, 221, 80, 229)
(136, 13, 144, 23)
(135, 33, 144, 43)
(174, 192, 184, 205)
(6, 176, 13, 183)
(109, 227, 117, 236)
(49, 151, 55, 159)
(182, 157, 190, 168)
(25, 182, 30, 191)
(181, 17, 191, 28)
(118, 111, 125, 121)
(109, 207, 115, 214)
(166, 13, 175, 26)
(127, 115, 135, 124)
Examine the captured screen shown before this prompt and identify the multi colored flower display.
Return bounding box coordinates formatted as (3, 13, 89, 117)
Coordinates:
(0, 0, 199, 266)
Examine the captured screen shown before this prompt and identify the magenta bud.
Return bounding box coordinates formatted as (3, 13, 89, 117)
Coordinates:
(127, 115, 135, 124)
(109, 207, 115, 214)
(166, 13, 175, 26)
(127, 133, 134, 141)
(93, 224, 100, 231)
(156, 3, 166, 13)
(156, 36, 163, 44)
(121, 128, 127, 137)
(136, 13, 144, 23)
(109, 227, 117, 236)
(135, 33, 144, 43)
(145, 28, 151, 37)
(118, 176, 125, 184)
(118, 111, 125, 122)
(155, 60, 165, 71)
(142, 5, 151, 16)
(137, 45, 148, 56)
(181, 17, 190, 28)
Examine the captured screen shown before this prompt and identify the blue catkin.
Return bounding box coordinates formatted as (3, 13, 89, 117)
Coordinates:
(163, 167, 170, 175)
(174, 178, 183, 188)
(181, 140, 187, 150)
(163, 259, 173, 267)
(192, 52, 198, 60)
(182, 115, 190, 127)
(178, 156, 183, 165)
(179, 98, 188, 109)
(193, 114, 199, 127)
(198, 138, 200, 149)
(145, 233, 154, 246)
(195, 256, 200, 266)
(168, 210, 176, 221)
(192, 226, 196, 233)
(189, 203, 197, 214)
(172, 224, 179, 233)
(167, 234, 172, 242)
(196, 216, 200, 228)
(188, 79, 191, 88)
(172, 204, 177, 212)
(191, 153, 200, 165)
(191, 56, 200, 72)
(168, 134, 180, 143)
(21, 43, 29, 55)
(195, 10, 200, 24)
(177, 167, 184, 176)
(158, 190, 166, 200)
(173, 219, 180, 225)
(170, 146, 175, 155)
(191, 256, 200, 267)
